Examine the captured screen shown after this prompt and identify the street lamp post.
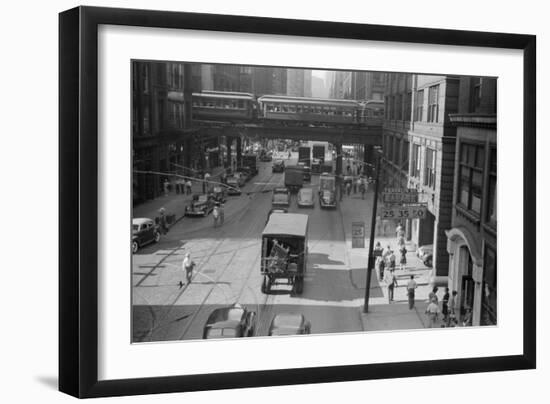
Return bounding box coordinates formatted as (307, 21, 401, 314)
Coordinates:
(363, 152, 381, 313)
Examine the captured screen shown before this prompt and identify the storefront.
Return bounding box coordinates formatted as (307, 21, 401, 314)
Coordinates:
(446, 227, 485, 326)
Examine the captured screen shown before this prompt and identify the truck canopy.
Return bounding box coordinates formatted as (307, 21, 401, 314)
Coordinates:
(263, 213, 308, 238)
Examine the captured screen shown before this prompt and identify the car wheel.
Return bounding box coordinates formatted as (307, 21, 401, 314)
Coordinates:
(132, 241, 139, 254)
(153, 232, 160, 243)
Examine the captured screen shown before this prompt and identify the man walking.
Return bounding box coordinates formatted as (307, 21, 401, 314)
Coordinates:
(406, 275, 417, 309)
(180, 253, 196, 288)
(212, 204, 220, 228)
(385, 268, 397, 303)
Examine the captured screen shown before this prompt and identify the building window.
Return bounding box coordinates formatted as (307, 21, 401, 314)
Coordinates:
(481, 245, 497, 326)
(404, 92, 412, 121)
(487, 147, 497, 226)
(402, 140, 409, 170)
(393, 138, 399, 163)
(458, 143, 485, 215)
(387, 136, 394, 161)
(411, 144, 421, 178)
(157, 99, 164, 130)
(396, 95, 403, 120)
(414, 90, 424, 121)
(427, 85, 440, 123)
(424, 148, 436, 189)
(471, 77, 482, 112)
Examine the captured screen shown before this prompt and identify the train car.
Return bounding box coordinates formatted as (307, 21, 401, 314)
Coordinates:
(257, 95, 360, 125)
(357, 99, 385, 125)
(192, 90, 256, 121)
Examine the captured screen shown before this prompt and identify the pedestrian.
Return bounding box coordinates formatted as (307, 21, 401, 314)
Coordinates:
(359, 177, 366, 199)
(373, 241, 384, 258)
(346, 164, 351, 175)
(180, 252, 196, 288)
(462, 306, 473, 327)
(448, 290, 459, 326)
(388, 249, 396, 271)
(158, 207, 168, 235)
(219, 203, 225, 225)
(399, 244, 407, 270)
(377, 255, 386, 279)
(382, 244, 392, 261)
(185, 179, 192, 195)
(346, 181, 351, 196)
(396, 222, 404, 238)
(353, 177, 359, 194)
(442, 287, 450, 325)
(425, 297, 440, 328)
(428, 286, 439, 305)
(406, 275, 417, 309)
(385, 268, 397, 303)
(203, 172, 211, 194)
(212, 204, 220, 227)
(163, 179, 170, 196)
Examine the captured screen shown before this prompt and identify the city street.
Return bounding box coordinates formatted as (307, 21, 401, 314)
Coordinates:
(132, 153, 372, 342)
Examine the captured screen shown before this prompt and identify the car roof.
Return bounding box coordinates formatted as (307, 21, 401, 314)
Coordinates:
(206, 305, 245, 325)
(263, 213, 308, 237)
(271, 313, 305, 328)
(132, 218, 152, 225)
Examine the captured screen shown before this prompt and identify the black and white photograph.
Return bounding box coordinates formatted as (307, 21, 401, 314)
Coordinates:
(131, 62, 497, 342)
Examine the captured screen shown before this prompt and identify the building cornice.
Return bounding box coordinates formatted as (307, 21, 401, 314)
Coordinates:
(448, 113, 497, 129)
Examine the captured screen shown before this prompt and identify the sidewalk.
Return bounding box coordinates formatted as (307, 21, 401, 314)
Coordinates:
(337, 189, 441, 331)
(133, 166, 226, 225)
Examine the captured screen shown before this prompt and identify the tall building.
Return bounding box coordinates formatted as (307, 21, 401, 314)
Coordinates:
(329, 71, 386, 100)
(446, 76, 497, 326)
(287, 68, 311, 97)
(311, 75, 328, 98)
(132, 61, 195, 204)
(382, 73, 460, 286)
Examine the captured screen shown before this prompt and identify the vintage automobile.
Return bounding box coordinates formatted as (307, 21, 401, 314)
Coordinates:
(259, 150, 273, 162)
(261, 213, 308, 294)
(416, 244, 433, 267)
(225, 177, 242, 196)
(132, 218, 161, 254)
(202, 303, 256, 339)
(185, 193, 214, 217)
(297, 187, 314, 208)
(210, 185, 227, 203)
(272, 159, 285, 173)
(318, 173, 337, 208)
(297, 162, 311, 182)
(272, 187, 290, 207)
(268, 313, 311, 336)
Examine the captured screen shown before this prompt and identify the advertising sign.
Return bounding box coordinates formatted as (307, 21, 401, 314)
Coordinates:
(382, 188, 419, 204)
(351, 221, 365, 248)
(378, 204, 428, 219)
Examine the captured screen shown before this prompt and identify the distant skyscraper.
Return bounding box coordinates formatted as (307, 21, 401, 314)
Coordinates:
(287, 69, 312, 97)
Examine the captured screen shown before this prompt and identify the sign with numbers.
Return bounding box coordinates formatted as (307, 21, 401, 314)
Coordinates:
(351, 221, 365, 248)
(378, 204, 428, 219)
(382, 188, 419, 204)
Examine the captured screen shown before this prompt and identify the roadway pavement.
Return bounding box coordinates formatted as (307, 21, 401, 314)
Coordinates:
(132, 152, 446, 343)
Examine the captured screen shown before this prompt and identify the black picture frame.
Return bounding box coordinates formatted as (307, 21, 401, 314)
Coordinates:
(59, 6, 536, 399)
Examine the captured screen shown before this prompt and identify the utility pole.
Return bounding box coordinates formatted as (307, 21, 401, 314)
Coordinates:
(364, 152, 381, 313)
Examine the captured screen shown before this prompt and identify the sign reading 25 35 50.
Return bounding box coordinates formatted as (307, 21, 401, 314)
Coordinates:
(378, 205, 427, 219)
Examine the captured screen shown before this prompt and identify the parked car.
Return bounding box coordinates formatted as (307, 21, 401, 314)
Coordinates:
(266, 208, 288, 224)
(202, 303, 256, 339)
(297, 162, 311, 182)
(226, 177, 242, 196)
(272, 187, 290, 207)
(185, 193, 215, 217)
(272, 159, 285, 173)
(416, 244, 433, 267)
(268, 313, 311, 336)
(297, 187, 314, 208)
(132, 218, 160, 254)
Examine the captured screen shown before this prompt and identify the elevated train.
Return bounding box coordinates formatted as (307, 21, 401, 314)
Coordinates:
(191, 91, 384, 126)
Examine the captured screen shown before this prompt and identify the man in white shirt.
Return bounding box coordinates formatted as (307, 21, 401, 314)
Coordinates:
(406, 275, 418, 310)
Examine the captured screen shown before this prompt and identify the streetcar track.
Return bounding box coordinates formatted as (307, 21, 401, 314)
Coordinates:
(138, 169, 277, 341)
